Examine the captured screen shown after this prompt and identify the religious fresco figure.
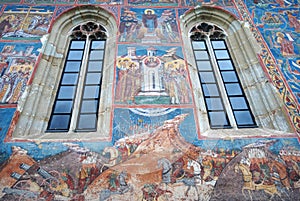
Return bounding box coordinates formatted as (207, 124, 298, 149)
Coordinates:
(115, 58, 141, 103)
(119, 10, 140, 42)
(0, 15, 14, 37)
(286, 11, 300, 33)
(275, 32, 295, 57)
(142, 9, 158, 33)
(119, 8, 180, 43)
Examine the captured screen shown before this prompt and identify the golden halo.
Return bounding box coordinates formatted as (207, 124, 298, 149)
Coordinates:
(144, 9, 155, 15)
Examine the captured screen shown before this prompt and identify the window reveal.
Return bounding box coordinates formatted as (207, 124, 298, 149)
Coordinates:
(47, 22, 107, 132)
(190, 22, 256, 129)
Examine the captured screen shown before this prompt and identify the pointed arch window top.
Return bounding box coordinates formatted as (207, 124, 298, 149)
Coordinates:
(190, 22, 227, 40)
(70, 22, 107, 40)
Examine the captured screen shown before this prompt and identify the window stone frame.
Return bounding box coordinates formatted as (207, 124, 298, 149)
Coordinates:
(180, 6, 294, 137)
(11, 6, 117, 141)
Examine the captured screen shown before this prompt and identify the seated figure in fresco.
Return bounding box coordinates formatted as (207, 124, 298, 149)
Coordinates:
(142, 9, 158, 33)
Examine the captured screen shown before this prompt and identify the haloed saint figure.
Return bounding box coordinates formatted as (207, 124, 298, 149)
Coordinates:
(142, 9, 158, 33)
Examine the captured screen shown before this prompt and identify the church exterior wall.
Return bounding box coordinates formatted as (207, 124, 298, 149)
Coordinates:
(0, 1, 299, 200)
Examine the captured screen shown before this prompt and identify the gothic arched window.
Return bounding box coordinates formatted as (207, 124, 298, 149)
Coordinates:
(47, 22, 107, 132)
(10, 6, 117, 140)
(190, 22, 256, 129)
(180, 7, 293, 134)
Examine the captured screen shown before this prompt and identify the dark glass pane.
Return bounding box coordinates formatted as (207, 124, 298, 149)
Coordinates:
(92, 41, 105, 49)
(192, 41, 206, 50)
(212, 41, 226, 49)
(221, 71, 238, 82)
(199, 72, 215, 83)
(70, 41, 85, 49)
(209, 111, 229, 127)
(234, 111, 255, 126)
(54, 100, 73, 113)
(195, 51, 209, 60)
(61, 73, 78, 85)
(225, 83, 242, 96)
(48, 115, 70, 130)
(197, 61, 212, 71)
(77, 114, 97, 130)
(206, 98, 224, 110)
(229, 97, 248, 109)
(218, 60, 234, 70)
(67, 51, 83, 60)
(58, 86, 76, 99)
(214, 50, 229, 59)
(88, 61, 103, 72)
(83, 86, 100, 99)
(81, 100, 98, 113)
(202, 84, 219, 97)
(86, 73, 101, 85)
(90, 50, 104, 60)
(65, 62, 81, 72)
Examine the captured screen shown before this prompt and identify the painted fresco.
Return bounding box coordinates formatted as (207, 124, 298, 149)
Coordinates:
(112, 108, 197, 143)
(246, 1, 300, 104)
(119, 8, 179, 43)
(181, 0, 234, 7)
(236, 0, 300, 132)
(128, 0, 178, 6)
(0, 42, 41, 104)
(0, 1, 299, 201)
(0, 5, 54, 40)
(115, 45, 191, 104)
(77, 0, 123, 4)
(0, 115, 299, 200)
(24, 0, 75, 4)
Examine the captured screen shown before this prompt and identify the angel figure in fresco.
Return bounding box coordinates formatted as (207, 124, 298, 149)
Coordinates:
(275, 32, 295, 57)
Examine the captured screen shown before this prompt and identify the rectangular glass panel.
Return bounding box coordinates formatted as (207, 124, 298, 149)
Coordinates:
(192, 41, 206, 50)
(77, 114, 97, 130)
(195, 51, 209, 60)
(234, 111, 255, 126)
(54, 100, 73, 113)
(197, 61, 212, 71)
(58, 86, 76, 99)
(70, 41, 85, 49)
(83, 86, 100, 99)
(90, 50, 104, 60)
(67, 51, 83, 60)
(86, 73, 101, 85)
(65, 62, 81, 72)
(214, 50, 229, 59)
(206, 98, 224, 110)
(81, 100, 98, 113)
(212, 40, 226, 49)
(225, 83, 243, 96)
(202, 84, 219, 97)
(92, 41, 105, 49)
(199, 72, 215, 83)
(48, 115, 70, 130)
(221, 71, 238, 82)
(209, 111, 229, 127)
(218, 60, 234, 70)
(88, 61, 103, 71)
(61, 73, 78, 85)
(229, 97, 248, 110)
